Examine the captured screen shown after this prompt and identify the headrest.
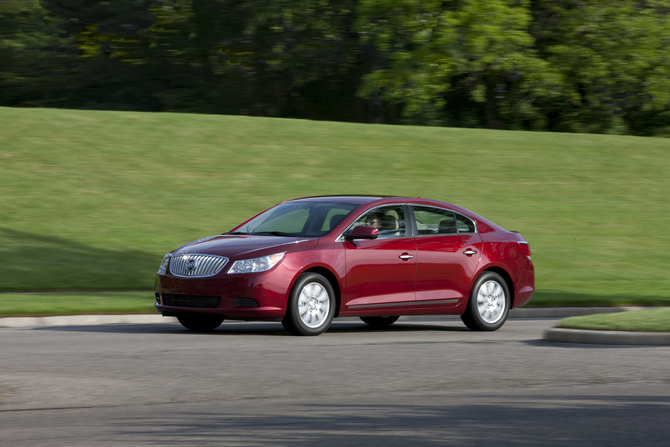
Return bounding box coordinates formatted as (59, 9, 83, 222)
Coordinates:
(380, 214, 398, 230)
(329, 214, 346, 230)
(439, 218, 457, 234)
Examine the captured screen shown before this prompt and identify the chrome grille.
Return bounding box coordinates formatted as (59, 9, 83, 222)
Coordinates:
(169, 254, 229, 278)
(164, 294, 220, 308)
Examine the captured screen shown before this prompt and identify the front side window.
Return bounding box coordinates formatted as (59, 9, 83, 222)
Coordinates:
(350, 205, 407, 239)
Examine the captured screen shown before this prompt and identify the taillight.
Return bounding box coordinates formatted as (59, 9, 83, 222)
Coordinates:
(518, 241, 531, 258)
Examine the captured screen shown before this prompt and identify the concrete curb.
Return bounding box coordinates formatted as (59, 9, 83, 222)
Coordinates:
(0, 306, 658, 329)
(0, 314, 178, 328)
(544, 327, 670, 346)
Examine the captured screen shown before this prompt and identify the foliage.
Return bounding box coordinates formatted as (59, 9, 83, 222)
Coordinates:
(0, 0, 72, 107)
(531, 0, 670, 134)
(356, 0, 560, 128)
(1, 0, 670, 134)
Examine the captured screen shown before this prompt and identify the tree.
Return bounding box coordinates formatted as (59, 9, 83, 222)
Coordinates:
(531, 0, 670, 134)
(3, 0, 670, 135)
(0, 0, 74, 107)
(356, 0, 560, 128)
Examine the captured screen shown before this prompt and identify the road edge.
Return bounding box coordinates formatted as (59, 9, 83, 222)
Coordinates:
(0, 306, 659, 329)
(543, 327, 670, 346)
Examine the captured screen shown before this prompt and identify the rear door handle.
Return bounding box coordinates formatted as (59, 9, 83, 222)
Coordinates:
(463, 249, 478, 256)
(399, 253, 414, 260)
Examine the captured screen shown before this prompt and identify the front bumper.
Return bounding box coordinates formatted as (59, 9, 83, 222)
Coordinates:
(154, 265, 295, 320)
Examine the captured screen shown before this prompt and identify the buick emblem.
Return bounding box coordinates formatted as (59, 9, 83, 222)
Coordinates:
(186, 258, 197, 271)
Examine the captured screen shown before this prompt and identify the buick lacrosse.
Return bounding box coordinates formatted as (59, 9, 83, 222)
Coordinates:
(155, 196, 534, 335)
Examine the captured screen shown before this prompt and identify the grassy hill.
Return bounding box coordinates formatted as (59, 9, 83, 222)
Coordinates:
(1, 106, 669, 307)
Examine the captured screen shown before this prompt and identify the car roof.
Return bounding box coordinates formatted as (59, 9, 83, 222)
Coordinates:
(290, 195, 396, 204)
(289, 195, 465, 210)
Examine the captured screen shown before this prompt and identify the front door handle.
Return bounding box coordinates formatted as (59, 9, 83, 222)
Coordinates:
(399, 253, 414, 260)
(463, 249, 478, 256)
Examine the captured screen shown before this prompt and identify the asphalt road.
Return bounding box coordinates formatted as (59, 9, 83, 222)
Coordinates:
(1, 318, 669, 446)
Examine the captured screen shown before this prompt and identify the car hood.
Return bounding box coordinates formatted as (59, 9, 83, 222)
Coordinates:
(173, 234, 319, 259)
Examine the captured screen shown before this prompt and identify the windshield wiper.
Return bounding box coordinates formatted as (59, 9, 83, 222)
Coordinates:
(251, 231, 296, 237)
(226, 231, 249, 235)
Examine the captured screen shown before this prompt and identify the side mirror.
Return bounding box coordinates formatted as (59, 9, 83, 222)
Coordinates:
(346, 225, 378, 240)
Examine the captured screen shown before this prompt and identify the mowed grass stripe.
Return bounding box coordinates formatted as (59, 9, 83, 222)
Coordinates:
(1, 107, 669, 309)
(558, 308, 670, 332)
(0, 292, 154, 316)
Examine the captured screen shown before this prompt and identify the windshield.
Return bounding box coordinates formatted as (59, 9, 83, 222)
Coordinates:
(230, 201, 361, 237)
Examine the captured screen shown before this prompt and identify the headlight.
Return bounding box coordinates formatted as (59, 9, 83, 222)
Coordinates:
(227, 252, 285, 274)
(158, 253, 173, 273)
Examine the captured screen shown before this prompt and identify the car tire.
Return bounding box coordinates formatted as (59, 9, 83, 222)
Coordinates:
(461, 271, 510, 331)
(360, 316, 399, 328)
(177, 314, 224, 332)
(282, 273, 335, 336)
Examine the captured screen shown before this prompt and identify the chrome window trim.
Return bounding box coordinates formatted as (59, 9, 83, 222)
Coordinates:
(408, 203, 479, 236)
(336, 203, 411, 242)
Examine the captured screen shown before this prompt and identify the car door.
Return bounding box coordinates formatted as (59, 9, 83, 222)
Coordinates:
(342, 204, 417, 310)
(411, 205, 482, 307)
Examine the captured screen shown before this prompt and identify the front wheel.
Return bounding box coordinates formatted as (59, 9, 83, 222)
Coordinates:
(177, 314, 224, 332)
(461, 272, 510, 331)
(282, 273, 335, 336)
(360, 316, 399, 328)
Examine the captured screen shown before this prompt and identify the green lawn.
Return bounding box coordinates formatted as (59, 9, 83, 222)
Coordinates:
(558, 308, 670, 332)
(0, 292, 154, 317)
(1, 106, 669, 311)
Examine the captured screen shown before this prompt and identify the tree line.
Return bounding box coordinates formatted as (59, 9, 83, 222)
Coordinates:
(2, 0, 670, 135)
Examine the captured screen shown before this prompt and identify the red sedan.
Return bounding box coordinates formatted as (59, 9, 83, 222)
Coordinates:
(155, 196, 534, 335)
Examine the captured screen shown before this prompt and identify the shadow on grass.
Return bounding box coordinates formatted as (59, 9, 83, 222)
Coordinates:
(3, 226, 669, 307)
(0, 227, 159, 291)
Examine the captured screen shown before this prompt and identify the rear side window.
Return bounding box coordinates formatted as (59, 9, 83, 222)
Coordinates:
(412, 206, 457, 235)
(412, 206, 476, 235)
(455, 214, 476, 233)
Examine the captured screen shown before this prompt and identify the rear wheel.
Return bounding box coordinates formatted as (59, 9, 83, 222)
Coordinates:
(360, 316, 399, 328)
(461, 272, 510, 331)
(282, 273, 335, 336)
(177, 314, 224, 332)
